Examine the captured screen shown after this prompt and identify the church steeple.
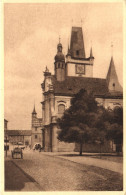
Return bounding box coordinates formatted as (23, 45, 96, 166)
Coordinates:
(106, 56, 122, 92)
(70, 27, 86, 58)
(32, 104, 37, 117)
(54, 39, 66, 81)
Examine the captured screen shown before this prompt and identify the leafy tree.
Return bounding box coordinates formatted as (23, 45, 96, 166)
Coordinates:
(57, 89, 106, 156)
(104, 106, 123, 152)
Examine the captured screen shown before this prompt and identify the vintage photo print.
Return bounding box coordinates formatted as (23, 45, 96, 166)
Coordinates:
(1, 1, 125, 194)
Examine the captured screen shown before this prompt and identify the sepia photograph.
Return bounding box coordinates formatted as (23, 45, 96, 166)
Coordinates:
(3, 1, 124, 192)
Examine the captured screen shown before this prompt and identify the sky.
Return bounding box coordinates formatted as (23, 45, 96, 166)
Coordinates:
(4, 2, 123, 130)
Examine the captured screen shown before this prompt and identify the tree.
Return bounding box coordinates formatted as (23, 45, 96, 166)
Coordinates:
(104, 106, 123, 153)
(57, 89, 106, 156)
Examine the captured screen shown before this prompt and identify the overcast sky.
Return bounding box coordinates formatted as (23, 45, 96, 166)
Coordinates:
(4, 3, 123, 130)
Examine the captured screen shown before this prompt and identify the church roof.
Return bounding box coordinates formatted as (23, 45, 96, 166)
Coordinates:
(51, 76, 122, 98)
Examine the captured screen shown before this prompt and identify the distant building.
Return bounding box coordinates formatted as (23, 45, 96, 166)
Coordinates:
(4, 119, 8, 131)
(6, 130, 32, 146)
(31, 106, 43, 148)
(41, 26, 123, 152)
(4, 119, 9, 151)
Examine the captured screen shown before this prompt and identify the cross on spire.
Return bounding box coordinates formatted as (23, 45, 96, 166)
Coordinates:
(111, 42, 113, 56)
(59, 35, 61, 43)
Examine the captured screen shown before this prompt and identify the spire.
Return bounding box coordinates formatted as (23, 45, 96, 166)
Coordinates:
(67, 44, 71, 56)
(32, 104, 37, 114)
(106, 56, 122, 92)
(90, 47, 93, 58)
(70, 26, 86, 58)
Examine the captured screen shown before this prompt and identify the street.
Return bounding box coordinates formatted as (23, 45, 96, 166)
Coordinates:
(5, 150, 123, 191)
(5, 159, 42, 191)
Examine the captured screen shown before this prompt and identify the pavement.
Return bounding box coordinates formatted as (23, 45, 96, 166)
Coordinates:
(4, 150, 123, 191)
(42, 151, 123, 174)
(5, 158, 42, 191)
(5, 149, 123, 174)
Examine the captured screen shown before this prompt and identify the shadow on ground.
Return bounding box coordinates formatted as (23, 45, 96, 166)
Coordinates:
(5, 160, 39, 191)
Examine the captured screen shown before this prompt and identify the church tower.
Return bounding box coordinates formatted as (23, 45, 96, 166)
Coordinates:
(31, 105, 43, 148)
(54, 41, 65, 81)
(66, 27, 94, 77)
(106, 56, 122, 92)
(32, 105, 37, 128)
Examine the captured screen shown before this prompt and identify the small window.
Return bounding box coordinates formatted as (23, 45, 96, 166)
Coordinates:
(76, 50, 79, 56)
(58, 104, 65, 114)
(35, 135, 37, 139)
(58, 63, 60, 68)
(35, 127, 37, 131)
(113, 83, 115, 87)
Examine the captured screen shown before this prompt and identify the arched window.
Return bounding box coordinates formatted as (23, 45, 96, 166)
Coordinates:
(58, 104, 65, 114)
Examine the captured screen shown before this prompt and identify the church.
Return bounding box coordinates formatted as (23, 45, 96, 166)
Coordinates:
(41, 26, 123, 152)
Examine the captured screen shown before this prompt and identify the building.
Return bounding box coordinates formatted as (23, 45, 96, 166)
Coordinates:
(31, 106, 43, 148)
(6, 130, 32, 145)
(4, 119, 9, 151)
(41, 26, 123, 152)
(6, 130, 32, 150)
(4, 119, 8, 131)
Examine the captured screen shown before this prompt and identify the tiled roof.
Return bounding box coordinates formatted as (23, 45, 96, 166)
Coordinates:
(6, 130, 32, 136)
(51, 76, 122, 98)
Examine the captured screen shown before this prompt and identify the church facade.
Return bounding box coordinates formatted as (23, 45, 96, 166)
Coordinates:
(41, 26, 123, 152)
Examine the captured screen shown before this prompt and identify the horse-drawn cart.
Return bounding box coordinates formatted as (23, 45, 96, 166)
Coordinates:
(12, 147, 23, 159)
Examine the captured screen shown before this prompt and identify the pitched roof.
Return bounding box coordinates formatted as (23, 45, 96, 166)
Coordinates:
(6, 130, 32, 136)
(52, 76, 107, 95)
(32, 105, 37, 114)
(51, 76, 122, 98)
(106, 56, 123, 92)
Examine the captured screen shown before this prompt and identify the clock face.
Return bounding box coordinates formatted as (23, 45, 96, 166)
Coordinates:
(76, 64, 85, 74)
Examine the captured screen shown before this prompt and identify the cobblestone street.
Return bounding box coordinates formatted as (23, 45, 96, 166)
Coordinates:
(4, 150, 123, 191)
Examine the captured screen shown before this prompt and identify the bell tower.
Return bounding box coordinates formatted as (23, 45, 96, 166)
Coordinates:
(66, 27, 94, 78)
(54, 40, 66, 81)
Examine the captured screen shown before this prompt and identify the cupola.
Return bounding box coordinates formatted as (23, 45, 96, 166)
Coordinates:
(54, 38, 66, 81)
(55, 42, 65, 62)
